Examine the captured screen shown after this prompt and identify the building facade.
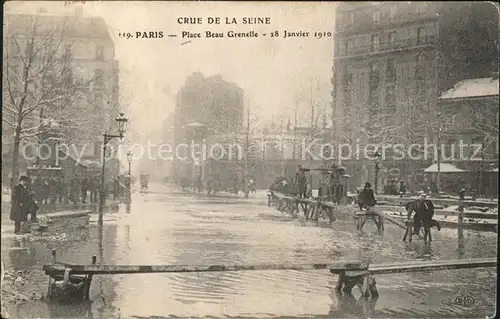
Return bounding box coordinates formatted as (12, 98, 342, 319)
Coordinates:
(4, 8, 120, 158)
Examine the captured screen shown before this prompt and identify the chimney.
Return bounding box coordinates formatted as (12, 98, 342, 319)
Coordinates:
(74, 7, 83, 17)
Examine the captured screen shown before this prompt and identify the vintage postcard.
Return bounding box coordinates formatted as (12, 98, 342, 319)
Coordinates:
(1, 1, 498, 318)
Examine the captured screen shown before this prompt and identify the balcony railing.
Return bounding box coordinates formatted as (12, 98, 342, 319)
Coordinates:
(336, 35, 436, 58)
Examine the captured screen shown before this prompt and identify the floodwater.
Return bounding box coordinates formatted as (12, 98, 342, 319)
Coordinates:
(1, 183, 497, 318)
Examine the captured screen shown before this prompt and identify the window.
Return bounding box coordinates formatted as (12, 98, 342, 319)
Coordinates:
(345, 39, 354, 55)
(371, 34, 380, 52)
(96, 45, 104, 60)
(64, 44, 72, 58)
(94, 69, 104, 87)
(418, 2, 428, 15)
(369, 87, 379, 111)
(388, 31, 397, 46)
(386, 83, 396, 106)
(373, 11, 380, 23)
(348, 11, 354, 25)
(417, 27, 426, 45)
(416, 76, 426, 96)
(343, 73, 353, 91)
(387, 59, 396, 81)
(370, 62, 380, 84)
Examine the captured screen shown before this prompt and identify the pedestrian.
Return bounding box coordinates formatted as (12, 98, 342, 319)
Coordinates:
(41, 179, 50, 204)
(358, 182, 377, 212)
(399, 181, 407, 197)
(410, 193, 441, 235)
(113, 177, 120, 200)
(56, 178, 66, 204)
(89, 177, 98, 203)
(81, 176, 88, 203)
(296, 165, 308, 198)
(33, 176, 44, 203)
(459, 188, 466, 200)
(70, 176, 80, 204)
(196, 176, 203, 193)
(10, 176, 30, 234)
(48, 177, 57, 205)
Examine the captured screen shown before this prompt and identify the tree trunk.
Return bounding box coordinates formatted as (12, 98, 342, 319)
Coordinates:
(436, 134, 441, 196)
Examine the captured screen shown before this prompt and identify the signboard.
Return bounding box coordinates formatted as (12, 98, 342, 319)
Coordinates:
(27, 166, 63, 178)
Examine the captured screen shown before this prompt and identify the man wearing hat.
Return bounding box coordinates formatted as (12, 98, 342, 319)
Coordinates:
(10, 176, 30, 234)
(412, 193, 441, 235)
(358, 182, 377, 211)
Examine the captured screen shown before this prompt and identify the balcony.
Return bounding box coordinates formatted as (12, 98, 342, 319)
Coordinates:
(336, 36, 436, 59)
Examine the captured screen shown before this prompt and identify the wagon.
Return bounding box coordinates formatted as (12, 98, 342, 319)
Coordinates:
(140, 174, 149, 190)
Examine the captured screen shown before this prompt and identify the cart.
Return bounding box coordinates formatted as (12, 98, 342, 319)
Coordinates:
(140, 174, 149, 190)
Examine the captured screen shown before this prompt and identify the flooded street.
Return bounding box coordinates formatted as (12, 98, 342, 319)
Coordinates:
(2, 183, 497, 318)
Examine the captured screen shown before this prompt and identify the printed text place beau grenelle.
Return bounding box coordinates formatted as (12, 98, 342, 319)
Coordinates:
(177, 17, 271, 24)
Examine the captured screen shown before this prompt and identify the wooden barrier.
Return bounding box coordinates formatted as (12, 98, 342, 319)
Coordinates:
(43, 250, 496, 302)
(347, 194, 498, 209)
(269, 191, 337, 223)
(355, 210, 384, 232)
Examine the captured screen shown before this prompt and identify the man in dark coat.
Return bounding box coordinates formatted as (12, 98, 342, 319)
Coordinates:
(295, 165, 308, 198)
(358, 182, 377, 210)
(10, 176, 30, 233)
(410, 193, 441, 235)
(81, 177, 88, 203)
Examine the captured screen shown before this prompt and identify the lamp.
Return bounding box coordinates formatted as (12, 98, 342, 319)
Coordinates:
(115, 113, 128, 138)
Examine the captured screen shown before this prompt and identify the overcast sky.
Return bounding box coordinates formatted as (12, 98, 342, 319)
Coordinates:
(6, 1, 337, 140)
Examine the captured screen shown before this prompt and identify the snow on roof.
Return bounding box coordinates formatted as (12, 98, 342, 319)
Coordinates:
(440, 77, 499, 100)
(424, 163, 466, 173)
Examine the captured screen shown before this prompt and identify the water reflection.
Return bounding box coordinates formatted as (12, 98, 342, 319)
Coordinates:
(1, 189, 497, 318)
(457, 227, 465, 258)
(329, 292, 378, 318)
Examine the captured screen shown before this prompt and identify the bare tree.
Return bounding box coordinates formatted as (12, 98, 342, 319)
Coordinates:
(3, 15, 94, 192)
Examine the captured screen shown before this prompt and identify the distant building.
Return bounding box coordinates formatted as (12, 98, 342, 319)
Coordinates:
(436, 76, 499, 196)
(172, 73, 244, 178)
(174, 73, 244, 136)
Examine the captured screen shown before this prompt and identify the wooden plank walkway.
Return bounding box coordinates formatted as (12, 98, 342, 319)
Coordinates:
(348, 194, 498, 209)
(44, 258, 496, 276)
(44, 260, 369, 275)
(367, 258, 496, 275)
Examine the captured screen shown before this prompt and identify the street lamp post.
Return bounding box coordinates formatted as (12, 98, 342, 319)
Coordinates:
(373, 150, 382, 194)
(99, 113, 128, 215)
(127, 150, 133, 176)
(126, 150, 133, 203)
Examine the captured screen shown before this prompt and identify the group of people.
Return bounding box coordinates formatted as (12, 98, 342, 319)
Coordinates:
(357, 182, 441, 235)
(383, 180, 407, 196)
(270, 164, 346, 204)
(9, 174, 123, 233)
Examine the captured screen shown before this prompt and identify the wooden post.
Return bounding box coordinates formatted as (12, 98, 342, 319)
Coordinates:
(47, 249, 57, 298)
(83, 255, 97, 301)
(458, 200, 464, 226)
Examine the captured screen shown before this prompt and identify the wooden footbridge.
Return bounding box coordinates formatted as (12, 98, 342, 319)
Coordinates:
(43, 249, 496, 302)
(268, 191, 402, 234)
(267, 191, 495, 242)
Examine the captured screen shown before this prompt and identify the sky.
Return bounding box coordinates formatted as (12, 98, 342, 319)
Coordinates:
(5, 1, 338, 141)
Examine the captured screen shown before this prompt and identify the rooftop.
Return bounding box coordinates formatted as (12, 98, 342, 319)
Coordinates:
(439, 77, 499, 100)
(4, 12, 112, 41)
